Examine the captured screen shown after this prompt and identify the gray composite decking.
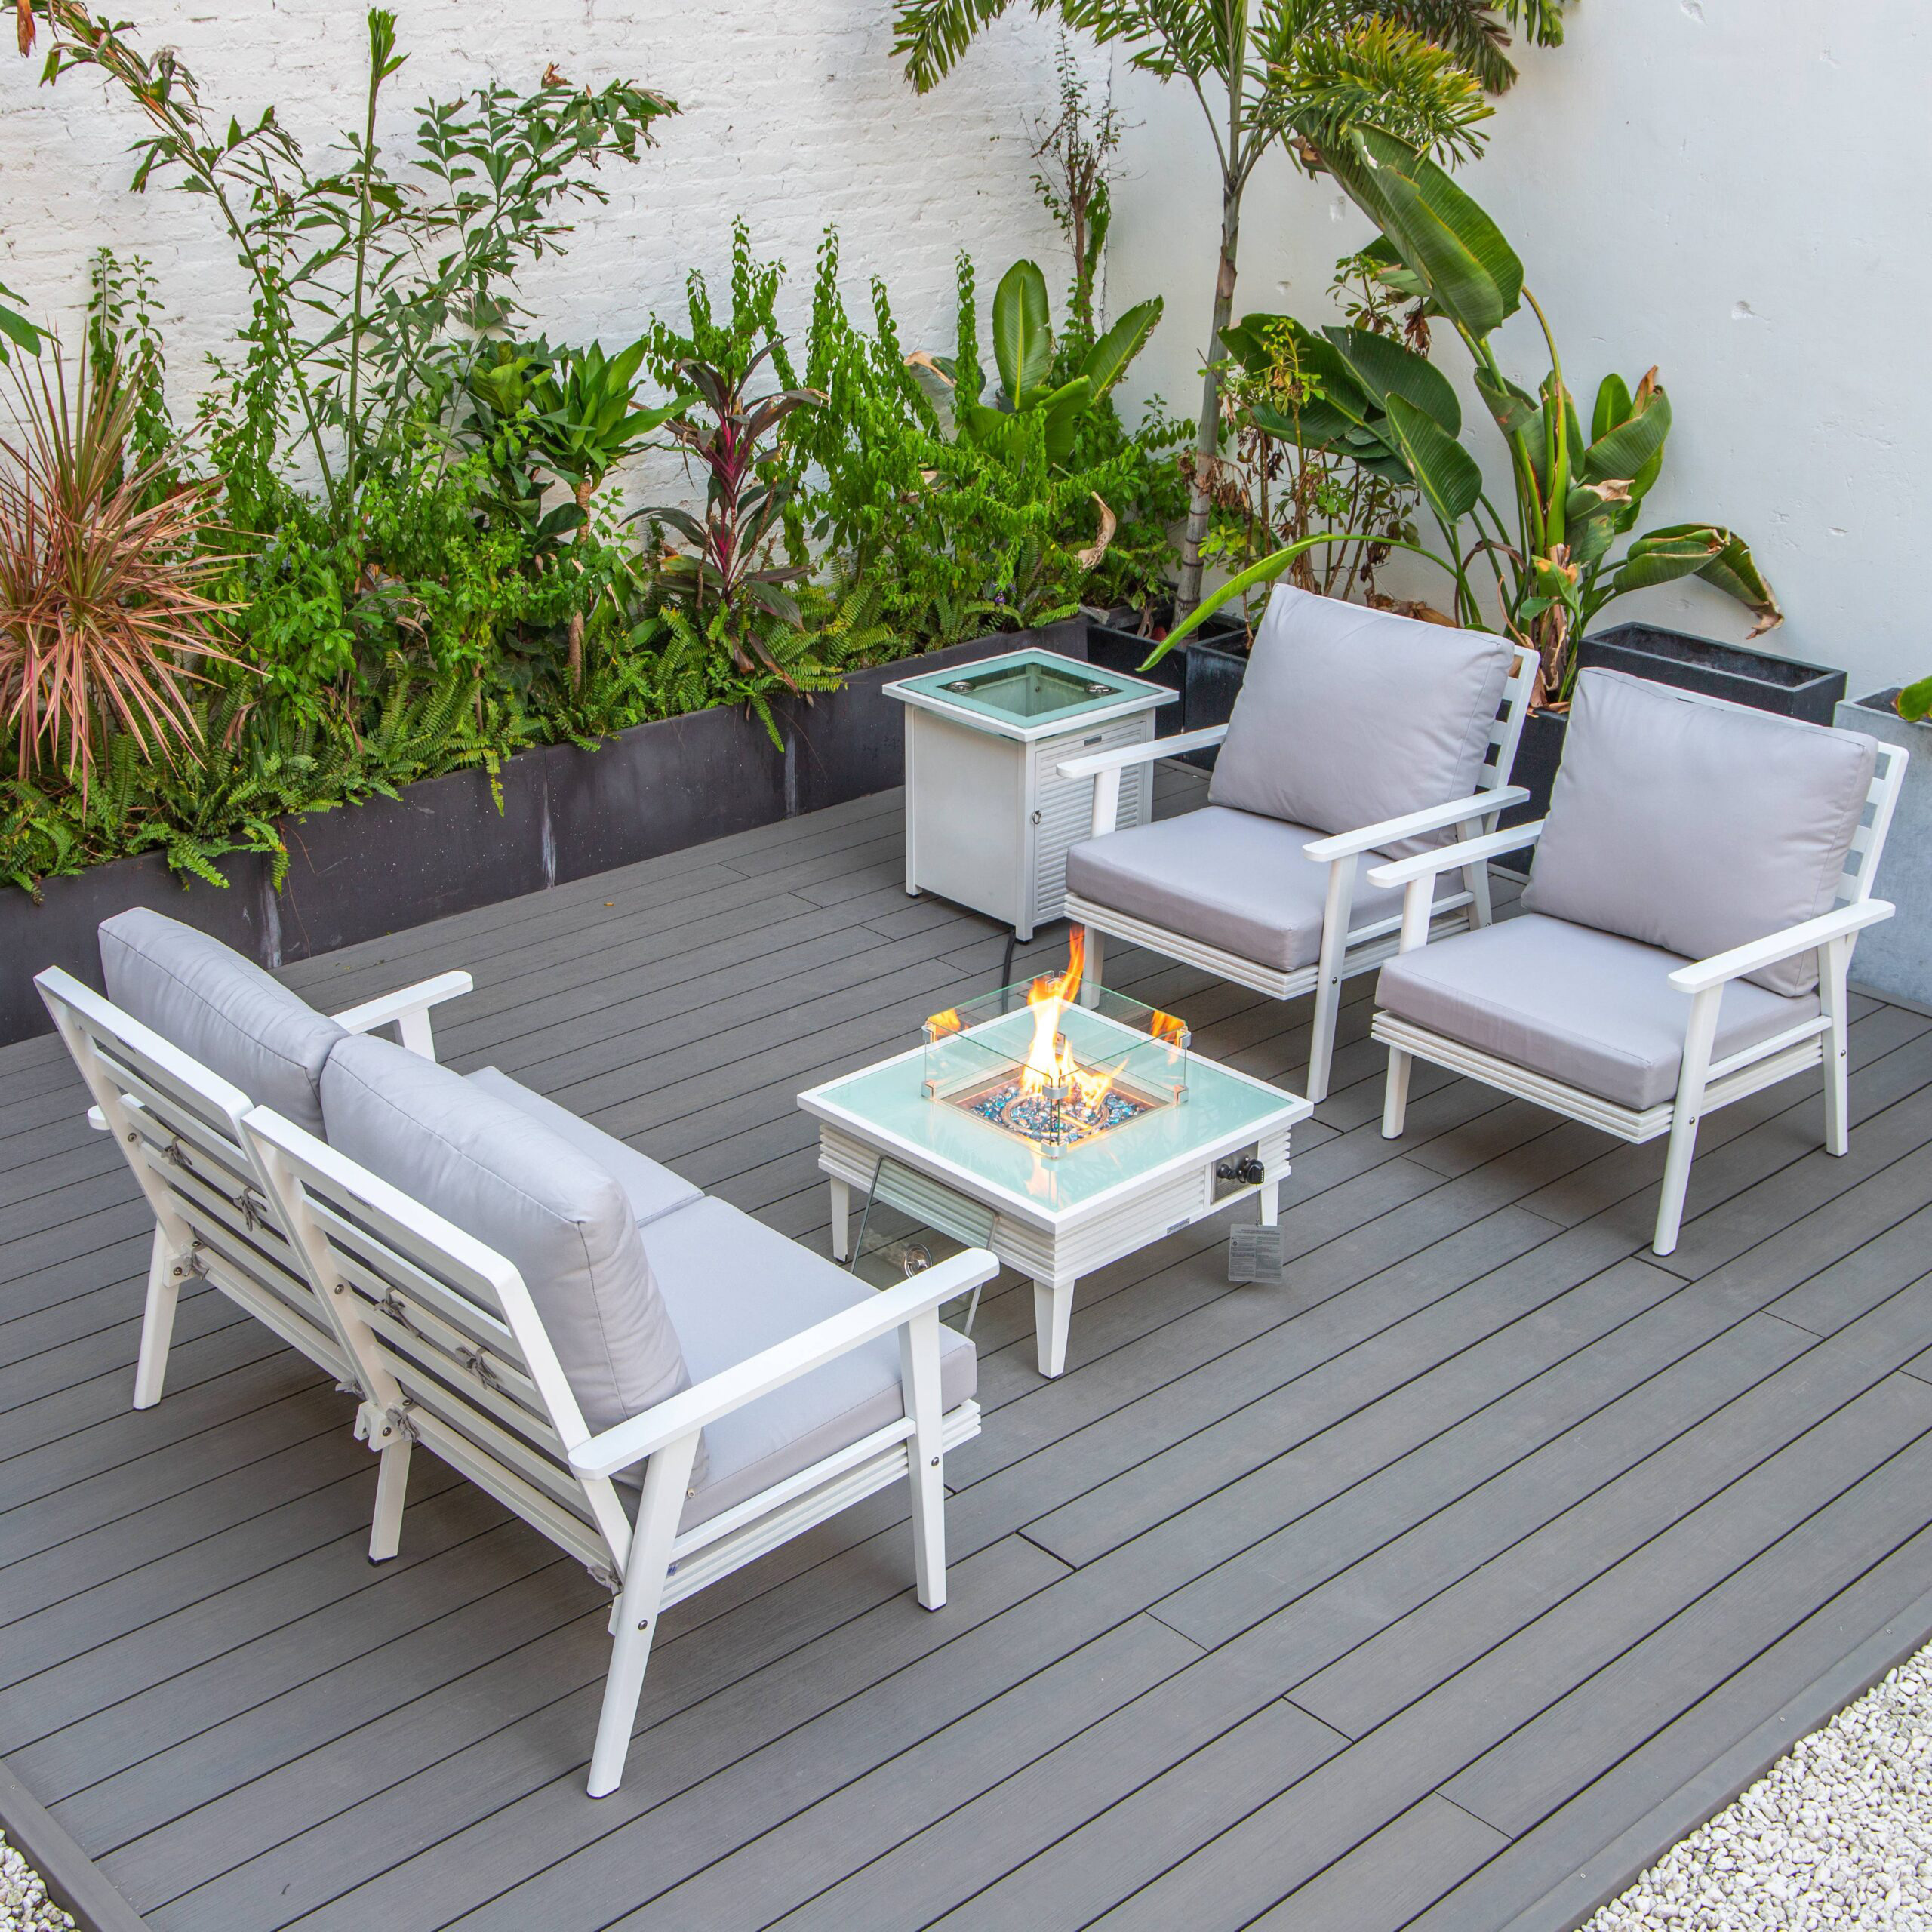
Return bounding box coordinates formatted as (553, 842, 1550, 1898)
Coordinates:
(5, 764, 1932, 1932)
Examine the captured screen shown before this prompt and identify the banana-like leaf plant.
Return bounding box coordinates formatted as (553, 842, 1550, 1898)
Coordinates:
(1168, 128, 1780, 703)
(912, 259, 1161, 473)
(1896, 676, 1932, 724)
(892, 0, 1568, 617)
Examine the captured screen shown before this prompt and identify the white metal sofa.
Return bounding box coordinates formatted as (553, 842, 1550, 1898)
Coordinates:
(240, 1035, 993, 1796)
(35, 911, 994, 1798)
(1367, 668, 1905, 1255)
(36, 909, 473, 1409)
(1058, 586, 1536, 1103)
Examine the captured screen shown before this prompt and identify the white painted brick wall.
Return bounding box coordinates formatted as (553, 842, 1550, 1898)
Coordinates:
(0, 0, 1106, 505)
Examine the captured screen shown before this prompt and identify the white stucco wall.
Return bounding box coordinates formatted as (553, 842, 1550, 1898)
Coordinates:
(1104, 0, 1928, 703)
(0, 0, 1098, 500)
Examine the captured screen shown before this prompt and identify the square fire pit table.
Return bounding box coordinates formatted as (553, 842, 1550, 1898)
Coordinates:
(798, 981, 1312, 1377)
(884, 647, 1176, 940)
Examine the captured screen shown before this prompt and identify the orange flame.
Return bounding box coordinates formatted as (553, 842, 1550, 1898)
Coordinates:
(1014, 931, 1127, 1124)
(926, 1007, 964, 1038)
(1020, 929, 1086, 1095)
(1149, 1008, 1186, 1046)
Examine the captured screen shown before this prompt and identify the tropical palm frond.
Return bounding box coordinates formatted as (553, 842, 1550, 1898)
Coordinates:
(1280, 18, 1494, 160)
(892, 0, 1029, 91)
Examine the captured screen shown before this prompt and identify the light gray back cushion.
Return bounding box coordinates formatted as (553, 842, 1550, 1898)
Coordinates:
(1521, 669, 1879, 998)
(100, 909, 345, 1135)
(1207, 586, 1513, 856)
(320, 1035, 697, 1458)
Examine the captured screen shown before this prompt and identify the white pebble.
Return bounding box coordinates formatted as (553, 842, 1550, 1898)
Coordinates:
(1587, 1646, 1932, 1932)
(0, 1832, 73, 1932)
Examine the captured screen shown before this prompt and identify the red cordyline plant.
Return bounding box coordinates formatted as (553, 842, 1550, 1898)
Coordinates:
(0, 348, 238, 793)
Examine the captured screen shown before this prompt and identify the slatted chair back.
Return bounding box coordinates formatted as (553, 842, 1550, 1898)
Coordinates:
(1482, 645, 1539, 801)
(1841, 742, 1907, 909)
(241, 1104, 635, 1585)
(35, 966, 352, 1387)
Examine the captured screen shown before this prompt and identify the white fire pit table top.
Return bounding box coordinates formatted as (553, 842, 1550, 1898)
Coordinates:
(799, 1005, 1312, 1378)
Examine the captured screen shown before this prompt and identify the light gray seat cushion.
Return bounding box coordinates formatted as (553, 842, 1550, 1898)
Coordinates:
(99, 909, 345, 1136)
(466, 1067, 700, 1228)
(1066, 805, 1407, 974)
(1207, 586, 1513, 857)
(1375, 914, 1820, 1111)
(319, 1035, 695, 1457)
(642, 1195, 976, 1531)
(1521, 669, 1878, 998)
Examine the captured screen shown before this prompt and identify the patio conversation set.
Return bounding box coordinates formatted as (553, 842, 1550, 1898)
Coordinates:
(34, 588, 1904, 1803)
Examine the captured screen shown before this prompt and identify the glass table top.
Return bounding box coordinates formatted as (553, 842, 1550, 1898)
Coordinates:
(889, 648, 1167, 731)
(803, 1004, 1306, 1219)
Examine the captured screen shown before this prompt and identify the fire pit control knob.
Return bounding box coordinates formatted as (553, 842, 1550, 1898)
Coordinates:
(1216, 1157, 1266, 1186)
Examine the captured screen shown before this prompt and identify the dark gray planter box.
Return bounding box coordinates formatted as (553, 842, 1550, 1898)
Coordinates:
(783, 617, 1087, 817)
(274, 750, 552, 960)
(1835, 691, 1932, 1010)
(0, 619, 1096, 1044)
(0, 847, 268, 1048)
(545, 700, 787, 885)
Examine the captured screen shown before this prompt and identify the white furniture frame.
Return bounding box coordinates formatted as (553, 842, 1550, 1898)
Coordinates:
(1366, 738, 1907, 1257)
(239, 1103, 997, 1798)
(1058, 644, 1538, 1104)
(800, 1040, 1312, 1379)
(888, 651, 1176, 940)
(35, 963, 472, 1411)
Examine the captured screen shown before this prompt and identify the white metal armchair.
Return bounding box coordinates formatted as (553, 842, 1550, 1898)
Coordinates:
(1367, 669, 1906, 1256)
(1059, 587, 1536, 1103)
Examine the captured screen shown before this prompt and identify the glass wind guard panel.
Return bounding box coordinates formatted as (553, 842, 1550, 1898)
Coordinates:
(897, 650, 1156, 728)
(815, 995, 1292, 1217)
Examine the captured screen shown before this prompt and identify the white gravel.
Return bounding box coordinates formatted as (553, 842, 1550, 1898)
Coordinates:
(0, 1832, 73, 1932)
(1586, 1649, 1932, 1930)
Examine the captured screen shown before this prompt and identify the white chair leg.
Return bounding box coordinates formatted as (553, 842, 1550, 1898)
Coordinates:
(369, 1439, 411, 1562)
(587, 1432, 697, 1799)
(1306, 857, 1360, 1106)
(1078, 925, 1104, 1006)
(1821, 936, 1852, 1157)
(900, 1309, 948, 1610)
(1382, 1048, 1413, 1140)
(1466, 860, 1494, 928)
(1656, 987, 1721, 1257)
(133, 1227, 190, 1410)
(1034, 1277, 1075, 1379)
(829, 1177, 851, 1262)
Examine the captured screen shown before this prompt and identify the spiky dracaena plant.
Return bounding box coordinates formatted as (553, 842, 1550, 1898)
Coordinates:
(0, 349, 238, 793)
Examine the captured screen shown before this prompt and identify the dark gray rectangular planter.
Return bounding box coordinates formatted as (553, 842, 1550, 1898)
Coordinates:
(1586, 622, 1846, 724)
(0, 847, 268, 1048)
(274, 749, 552, 961)
(1835, 690, 1932, 1010)
(0, 619, 1098, 1045)
(545, 700, 787, 885)
(783, 617, 1087, 817)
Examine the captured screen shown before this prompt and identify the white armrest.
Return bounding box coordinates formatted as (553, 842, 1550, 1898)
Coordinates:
(1368, 819, 1546, 890)
(1669, 901, 1894, 995)
(331, 971, 474, 1060)
(1056, 724, 1229, 781)
(1303, 787, 1530, 863)
(569, 1247, 1000, 1480)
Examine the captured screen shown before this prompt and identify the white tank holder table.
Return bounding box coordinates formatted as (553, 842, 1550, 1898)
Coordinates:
(884, 648, 1176, 940)
(799, 1010, 1312, 1379)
